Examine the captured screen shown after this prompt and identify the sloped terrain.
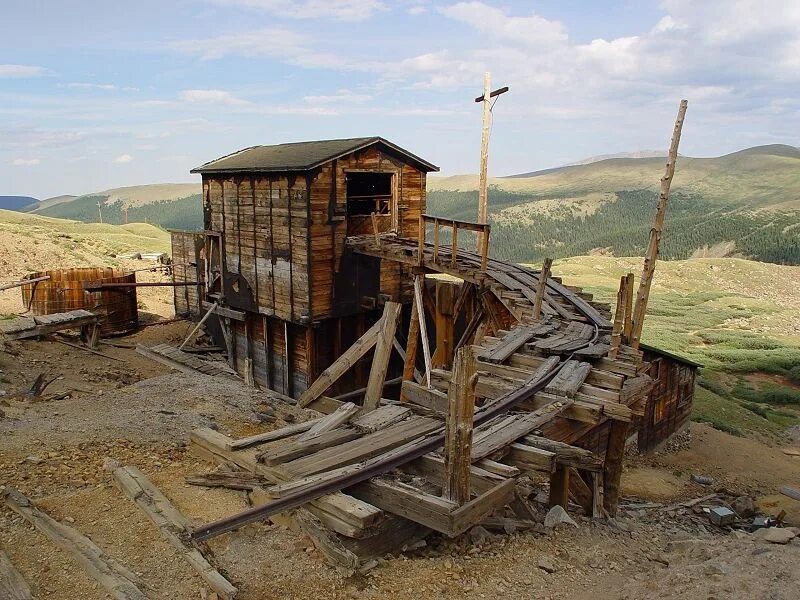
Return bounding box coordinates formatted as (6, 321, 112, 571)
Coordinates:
(428, 145, 800, 265)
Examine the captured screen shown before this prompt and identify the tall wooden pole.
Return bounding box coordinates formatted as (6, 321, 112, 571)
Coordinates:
(476, 72, 491, 251)
(630, 99, 688, 349)
(96, 201, 103, 224)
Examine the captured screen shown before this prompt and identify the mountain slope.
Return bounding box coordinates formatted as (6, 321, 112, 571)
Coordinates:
(0, 196, 38, 211)
(428, 145, 800, 265)
(35, 183, 202, 230)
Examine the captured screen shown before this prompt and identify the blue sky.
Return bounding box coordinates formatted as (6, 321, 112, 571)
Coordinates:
(2, 0, 799, 198)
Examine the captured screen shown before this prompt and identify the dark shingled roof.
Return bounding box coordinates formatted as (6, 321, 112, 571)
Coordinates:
(191, 136, 439, 174)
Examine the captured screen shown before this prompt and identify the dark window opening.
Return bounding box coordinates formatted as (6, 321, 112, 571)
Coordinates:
(346, 172, 392, 217)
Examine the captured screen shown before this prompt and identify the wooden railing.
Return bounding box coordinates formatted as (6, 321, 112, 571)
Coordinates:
(418, 214, 490, 272)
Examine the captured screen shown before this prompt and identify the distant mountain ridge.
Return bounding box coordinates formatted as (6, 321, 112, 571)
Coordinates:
(0, 195, 38, 211)
(427, 144, 800, 266)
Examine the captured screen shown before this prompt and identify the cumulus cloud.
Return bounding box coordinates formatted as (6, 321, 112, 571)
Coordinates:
(179, 89, 250, 105)
(113, 154, 133, 164)
(0, 64, 46, 78)
(11, 158, 40, 166)
(304, 90, 372, 104)
(209, 0, 385, 21)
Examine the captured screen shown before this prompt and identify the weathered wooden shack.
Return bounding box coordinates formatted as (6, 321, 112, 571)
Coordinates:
(183, 137, 438, 396)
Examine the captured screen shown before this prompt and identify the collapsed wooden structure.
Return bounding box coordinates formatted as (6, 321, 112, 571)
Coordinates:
(167, 104, 696, 570)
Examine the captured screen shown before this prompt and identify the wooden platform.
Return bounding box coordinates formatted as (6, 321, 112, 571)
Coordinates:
(184, 234, 653, 570)
(0, 309, 98, 341)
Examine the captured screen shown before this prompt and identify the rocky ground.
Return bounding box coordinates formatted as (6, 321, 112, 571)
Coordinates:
(1, 320, 799, 599)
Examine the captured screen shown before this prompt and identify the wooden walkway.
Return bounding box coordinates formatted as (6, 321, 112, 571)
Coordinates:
(0, 309, 98, 341)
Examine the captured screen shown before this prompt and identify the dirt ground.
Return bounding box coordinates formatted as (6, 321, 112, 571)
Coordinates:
(2, 319, 799, 599)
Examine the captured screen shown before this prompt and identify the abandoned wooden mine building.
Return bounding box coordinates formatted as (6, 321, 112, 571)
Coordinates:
(170, 124, 697, 569)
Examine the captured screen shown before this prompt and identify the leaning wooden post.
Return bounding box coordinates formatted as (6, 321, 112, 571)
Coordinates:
(532, 257, 553, 320)
(630, 100, 688, 349)
(622, 272, 634, 344)
(444, 345, 477, 505)
(370, 212, 382, 248)
(363, 302, 402, 411)
(413, 275, 433, 387)
(401, 294, 421, 397)
(608, 275, 628, 359)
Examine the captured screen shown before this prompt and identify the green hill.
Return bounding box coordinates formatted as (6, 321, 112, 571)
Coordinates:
(34, 184, 202, 231)
(428, 144, 800, 265)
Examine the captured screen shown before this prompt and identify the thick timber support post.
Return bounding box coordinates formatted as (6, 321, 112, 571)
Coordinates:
(444, 345, 477, 505)
(609, 275, 630, 359)
(622, 272, 634, 344)
(630, 100, 688, 348)
(603, 419, 630, 516)
(401, 294, 421, 398)
(476, 72, 491, 252)
(532, 257, 553, 321)
(363, 302, 402, 411)
(549, 465, 570, 509)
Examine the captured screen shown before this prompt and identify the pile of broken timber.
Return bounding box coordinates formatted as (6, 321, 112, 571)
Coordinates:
(0, 309, 98, 341)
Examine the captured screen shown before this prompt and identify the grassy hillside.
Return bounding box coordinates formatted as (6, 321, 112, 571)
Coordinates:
(429, 145, 800, 265)
(35, 184, 202, 231)
(553, 256, 800, 439)
(0, 209, 170, 273)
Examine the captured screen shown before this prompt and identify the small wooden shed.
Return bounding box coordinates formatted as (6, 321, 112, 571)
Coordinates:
(184, 137, 439, 396)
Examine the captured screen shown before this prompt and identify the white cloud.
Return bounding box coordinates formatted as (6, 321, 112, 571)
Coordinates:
(113, 154, 133, 164)
(209, 0, 385, 21)
(408, 5, 426, 16)
(179, 89, 250, 105)
(11, 158, 40, 166)
(304, 90, 372, 104)
(67, 82, 118, 90)
(439, 2, 568, 48)
(0, 64, 47, 78)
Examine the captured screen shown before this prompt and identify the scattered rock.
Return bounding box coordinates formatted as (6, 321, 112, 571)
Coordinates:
(24, 455, 44, 464)
(753, 527, 796, 545)
(468, 526, 493, 546)
(537, 556, 557, 573)
(544, 505, 577, 529)
(731, 496, 755, 518)
(102, 457, 121, 472)
(691, 474, 713, 485)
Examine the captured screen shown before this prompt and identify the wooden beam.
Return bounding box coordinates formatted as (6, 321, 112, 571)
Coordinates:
(298, 317, 383, 407)
(549, 464, 570, 508)
(609, 275, 628, 359)
(227, 419, 320, 450)
(364, 302, 402, 411)
(401, 291, 422, 395)
(476, 71, 491, 250)
(532, 258, 553, 321)
(413, 276, 433, 387)
(112, 466, 238, 599)
(630, 100, 688, 349)
(603, 420, 630, 516)
(444, 346, 477, 505)
(622, 272, 634, 344)
(0, 550, 33, 600)
(297, 402, 359, 441)
(3, 488, 147, 600)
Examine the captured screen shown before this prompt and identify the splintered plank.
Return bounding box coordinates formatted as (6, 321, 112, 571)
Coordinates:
(282, 417, 442, 478)
(470, 399, 574, 461)
(480, 326, 537, 364)
(298, 402, 359, 441)
(351, 404, 412, 433)
(258, 428, 362, 466)
(227, 419, 321, 450)
(545, 360, 592, 398)
(112, 466, 238, 600)
(0, 550, 33, 600)
(2, 488, 148, 600)
(363, 302, 402, 411)
(190, 428, 383, 537)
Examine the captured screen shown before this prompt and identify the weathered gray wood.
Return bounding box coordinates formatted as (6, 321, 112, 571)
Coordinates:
(298, 402, 359, 441)
(400, 380, 448, 414)
(545, 360, 592, 398)
(227, 419, 320, 450)
(298, 318, 383, 407)
(112, 466, 238, 600)
(480, 326, 537, 364)
(363, 302, 402, 411)
(0, 550, 33, 600)
(3, 488, 147, 600)
(258, 428, 362, 466)
(444, 346, 477, 505)
(351, 404, 411, 433)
